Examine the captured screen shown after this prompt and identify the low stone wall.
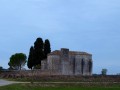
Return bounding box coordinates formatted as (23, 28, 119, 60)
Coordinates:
(0, 70, 62, 78)
(1, 70, 120, 82)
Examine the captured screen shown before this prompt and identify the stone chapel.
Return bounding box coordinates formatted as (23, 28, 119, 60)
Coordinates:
(41, 48, 93, 76)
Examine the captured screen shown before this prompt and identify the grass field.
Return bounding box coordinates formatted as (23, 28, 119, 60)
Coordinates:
(1, 75, 120, 90)
(0, 83, 120, 90)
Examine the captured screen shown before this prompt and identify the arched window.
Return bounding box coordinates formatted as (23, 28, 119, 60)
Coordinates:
(73, 58, 75, 74)
(81, 59, 84, 74)
(89, 60, 92, 73)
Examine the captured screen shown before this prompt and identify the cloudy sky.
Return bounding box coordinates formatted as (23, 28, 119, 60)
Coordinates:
(0, 0, 120, 74)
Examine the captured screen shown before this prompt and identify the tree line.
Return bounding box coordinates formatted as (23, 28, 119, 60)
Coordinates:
(8, 37, 51, 70)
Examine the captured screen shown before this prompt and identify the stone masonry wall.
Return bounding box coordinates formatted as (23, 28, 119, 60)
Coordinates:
(44, 48, 93, 76)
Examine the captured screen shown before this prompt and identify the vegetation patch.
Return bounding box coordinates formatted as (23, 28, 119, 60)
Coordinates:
(1, 83, 120, 90)
(2, 75, 120, 83)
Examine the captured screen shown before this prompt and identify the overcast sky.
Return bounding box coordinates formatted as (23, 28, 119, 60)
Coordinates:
(0, 0, 120, 74)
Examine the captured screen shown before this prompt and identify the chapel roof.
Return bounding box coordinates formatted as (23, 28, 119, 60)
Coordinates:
(48, 49, 92, 56)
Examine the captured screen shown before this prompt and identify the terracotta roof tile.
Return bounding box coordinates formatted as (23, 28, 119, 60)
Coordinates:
(48, 50, 92, 56)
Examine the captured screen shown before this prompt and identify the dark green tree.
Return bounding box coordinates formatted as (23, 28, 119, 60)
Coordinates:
(44, 39, 51, 58)
(0, 66, 3, 71)
(34, 37, 44, 67)
(101, 69, 107, 75)
(8, 53, 27, 70)
(27, 46, 34, 69)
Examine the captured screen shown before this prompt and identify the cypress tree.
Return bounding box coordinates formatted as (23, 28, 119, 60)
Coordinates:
(34, 37, 44, 66)
(44, 39, 51, 58)
(27, 46, 34, 69)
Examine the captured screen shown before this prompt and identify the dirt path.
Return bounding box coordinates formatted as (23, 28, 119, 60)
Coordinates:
(0, 79, 19, 86)
(0, 79, 120, 86)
